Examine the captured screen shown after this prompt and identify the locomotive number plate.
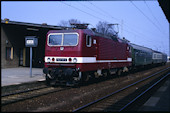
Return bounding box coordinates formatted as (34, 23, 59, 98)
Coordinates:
(56, 58, 67, 61)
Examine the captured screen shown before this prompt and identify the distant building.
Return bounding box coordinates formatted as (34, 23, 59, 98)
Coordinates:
(1, 19, 67, 68)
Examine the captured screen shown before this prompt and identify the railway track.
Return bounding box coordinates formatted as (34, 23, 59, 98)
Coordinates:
(2, 81, 46, 96)
(1, 85, 48, 97)
(1, 85, 70, 106)
(73, 67, 170, 112)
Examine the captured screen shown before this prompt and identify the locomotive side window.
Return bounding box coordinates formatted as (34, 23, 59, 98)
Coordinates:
(86, 35, 92, 47)
(49, 34, 62, 46)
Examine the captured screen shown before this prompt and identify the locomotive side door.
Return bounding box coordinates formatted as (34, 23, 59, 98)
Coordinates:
(85, 34, 98, 60)
(92, 37, 98, 60)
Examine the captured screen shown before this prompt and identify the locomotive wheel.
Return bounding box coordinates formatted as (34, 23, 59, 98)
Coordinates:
(49, 70, 56, 79)
(82, 72, 90, 82)
(45, 74, 51, 86)
(94, 72, 100, 78)
(117, 69, 122, 76)
(46, 70, 57, 86)
(103, 70, 108, 77)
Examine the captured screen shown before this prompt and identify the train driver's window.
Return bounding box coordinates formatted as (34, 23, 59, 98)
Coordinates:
(86, 35, 92, 47)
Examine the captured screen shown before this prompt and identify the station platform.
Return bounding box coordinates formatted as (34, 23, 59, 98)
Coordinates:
(138, 76, 170, 111)
(1, 67, 45, 87)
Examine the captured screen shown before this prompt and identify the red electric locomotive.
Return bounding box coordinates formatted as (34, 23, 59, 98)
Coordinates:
(43, 24, 132, 86)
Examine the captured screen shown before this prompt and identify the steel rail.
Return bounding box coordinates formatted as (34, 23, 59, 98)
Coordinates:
(119, 72, 170, 111)
(72, 67, 169, 112)
(1, 85, 48, 97)
(2, 87, 71, 106)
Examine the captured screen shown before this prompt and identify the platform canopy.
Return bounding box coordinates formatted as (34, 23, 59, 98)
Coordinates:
(158, 0, 169, 23)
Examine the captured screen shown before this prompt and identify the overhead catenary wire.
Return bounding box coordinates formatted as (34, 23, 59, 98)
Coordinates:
(130, 0, 165, 36)
(77, 2, 113, 21)
(144, 0, 164, 30)
(60, 1, 167, 52)
(88, 1, 168, 53)
(61, 1, 160, 44)
(88, 1, 120, 22)
(88, 2, 161, 39)
(77, 2, 121, 35)
(61, 2, 105, 22)
(123, 28, 156, 45)
(87, 1, 160, 43)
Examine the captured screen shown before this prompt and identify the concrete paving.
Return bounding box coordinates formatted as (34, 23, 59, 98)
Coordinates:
(138, 77, 170, 111)
(1, 67, 45, 87)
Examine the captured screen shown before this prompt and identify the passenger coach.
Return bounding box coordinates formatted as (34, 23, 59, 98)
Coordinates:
(152, 50, 167, 65)
(130, 43, 153, 67)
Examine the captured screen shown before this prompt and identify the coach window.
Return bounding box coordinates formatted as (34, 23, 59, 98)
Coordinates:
(86, 35, 92, 47)
(154, 54, 156, 58)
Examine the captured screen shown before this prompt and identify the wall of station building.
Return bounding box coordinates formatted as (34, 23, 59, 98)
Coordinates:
(1, 23, 58, 68)
(1, 25, 20, 68)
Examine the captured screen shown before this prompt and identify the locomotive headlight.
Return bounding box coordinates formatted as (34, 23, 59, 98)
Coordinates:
(73, 58, 77, 63)
(52, 58, 55, 62)
(68, 58, 72, 62)
(47, 58, 51, 62)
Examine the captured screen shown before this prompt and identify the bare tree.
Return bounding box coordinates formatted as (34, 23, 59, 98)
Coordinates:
(58, 19, 82, 27)
(58, 20, 70, 27)
(96, 21, 117, 36)
(68, 19, 81, 24)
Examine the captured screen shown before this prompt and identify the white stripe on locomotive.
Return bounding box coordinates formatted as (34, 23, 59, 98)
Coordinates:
(45, 57, 132, 63)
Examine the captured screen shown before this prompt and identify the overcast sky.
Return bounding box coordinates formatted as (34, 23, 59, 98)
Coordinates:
(1, 1, 169, 56)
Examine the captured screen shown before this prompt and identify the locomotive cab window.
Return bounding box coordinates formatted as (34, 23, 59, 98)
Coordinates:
(48, 33, 78, 46)
(63, 34, 78, 46)
(86, 35, 92, 47)
(49, 34, 62, 46)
